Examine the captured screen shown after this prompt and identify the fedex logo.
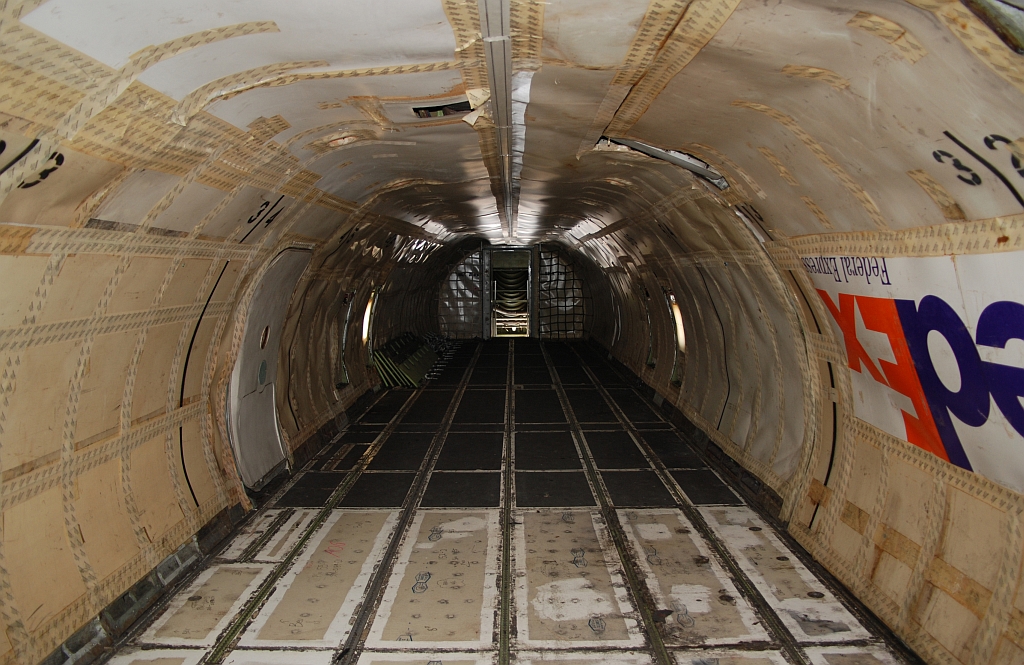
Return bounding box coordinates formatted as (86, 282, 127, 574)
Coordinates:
(818, 291, 1024, 472)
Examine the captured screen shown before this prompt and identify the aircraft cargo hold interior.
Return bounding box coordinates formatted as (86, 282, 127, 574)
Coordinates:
(0, 1, 1023, 665)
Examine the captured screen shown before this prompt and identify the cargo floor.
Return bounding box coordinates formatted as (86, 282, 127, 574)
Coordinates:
(110, 340, 914, 665)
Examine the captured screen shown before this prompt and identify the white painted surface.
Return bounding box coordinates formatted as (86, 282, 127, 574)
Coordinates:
(228, 248, 311, 488)
(23, 0, 458, 98)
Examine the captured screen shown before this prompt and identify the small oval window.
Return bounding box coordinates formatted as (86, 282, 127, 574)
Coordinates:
(257, 359, 268, 385)
(259, 325, 270, 349)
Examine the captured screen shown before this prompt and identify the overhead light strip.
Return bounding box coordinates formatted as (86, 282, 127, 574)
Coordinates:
(479, 0, 515, 239)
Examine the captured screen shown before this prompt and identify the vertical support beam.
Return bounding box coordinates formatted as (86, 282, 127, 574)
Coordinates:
(530, 244, 541, 338)
(482, 248, 493, 340)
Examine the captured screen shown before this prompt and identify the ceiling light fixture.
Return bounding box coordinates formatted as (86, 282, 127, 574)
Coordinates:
(479, 0, 515, 239)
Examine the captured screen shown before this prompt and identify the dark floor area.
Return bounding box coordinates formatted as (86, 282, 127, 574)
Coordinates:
(278, 338, 737, 511)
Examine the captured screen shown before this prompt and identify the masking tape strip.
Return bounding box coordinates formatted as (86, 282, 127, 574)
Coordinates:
(1, 401, 205, 512)
(757, 146, 799, 186)
(801, 196, 836, 230)
(847, 12, 927, 64)
(0, 291, 232, 357)
(608, 0, 743, 134)
(511, 0, 545, 63)
(612, 0, 691, 87)
(687, 142, 767, 201)
(170, 58, 332, 124)
(771, 212, 1024, 258)
(248, 60, 464, 94)
(906, 169, 966, 221)
(0, 225, 258, 260)
(781, 65, 851, 90)
(733, 100, 889, 230)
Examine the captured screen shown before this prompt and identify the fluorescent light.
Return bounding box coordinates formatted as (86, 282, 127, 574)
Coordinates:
(669, 293, 686, 353)
(362, 291, 375, 344)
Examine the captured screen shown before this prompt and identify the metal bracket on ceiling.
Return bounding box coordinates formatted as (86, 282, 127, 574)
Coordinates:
(603, 136, 730, 190)
(479, 0, 515, 239)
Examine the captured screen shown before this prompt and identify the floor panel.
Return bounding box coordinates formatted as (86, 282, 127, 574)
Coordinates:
(600, 470, 676, 507)
(617, 509, 767, 645)
(241, 511, 397, 647)
(516, 431, 582, 470)
(699, 506, 872, 643)
(340, 472, 415, 508)
(515, 509, 643, 648)
(515, 471, 596, 507)
(113, 341, 910, 665)
(141, 564, 273, 646)
(584, 431, 652, 469)
(366, 510, 499, 648)
(421, 471, 501, 507)
(226, 651, 334, 665)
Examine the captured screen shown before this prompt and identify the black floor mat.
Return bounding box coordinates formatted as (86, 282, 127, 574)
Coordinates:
(309, 443, 345, 470)
(470, 365, 507, 385)
(555, 365, 592, 385)
(565, 389, 618, 423)
(515, 365, 552, 384)
(601, 471, 675, 507)
(640, 431, 706, 468)
(670, 469, 742, 505)
(515, 431, 581, 469)
(582, 362, 625, 385)
(367, 432, 433, 470)
(421, 472, 501, 507)
(516, 471, 595, 506)
(481, 339, 509, 354)
(454, 390, 506, 424)
(276, 472, 347, 507)
(514, 356, 547, 371)
(339, 472, 415, 507)
(332, 445, 369, 471)
(544, 345, 579, 366)
(359, 390, 412, 424)
(402, 390, 455, 423)
(516, 339, 542, 353)
(606, 389, 662, 422)
(515, 389, 567, 423)
(476, 355, 509, 368)
(435, 432, 504, 470)
(584, 431, 651, 469)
